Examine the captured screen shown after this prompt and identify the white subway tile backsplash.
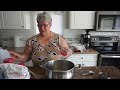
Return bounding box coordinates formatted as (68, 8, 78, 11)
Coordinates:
(63, 29, 120, 40)
(66, 38, 80, 44)
(0, 29, 34, 47)
(0, 37, 28, 47)
(63, 29, 85, 38)
(1, 27, 120, 47)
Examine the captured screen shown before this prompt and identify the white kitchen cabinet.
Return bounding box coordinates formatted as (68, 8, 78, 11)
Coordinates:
(0, 12, 2, 28)
(0, 11, 31, 29)
(67, 54, 98, 67)
(69, 11, 95, 29)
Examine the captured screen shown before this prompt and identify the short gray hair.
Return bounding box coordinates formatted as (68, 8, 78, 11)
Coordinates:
(37, 11, 52, 23)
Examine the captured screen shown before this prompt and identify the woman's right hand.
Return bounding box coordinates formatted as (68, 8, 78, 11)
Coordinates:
(8, 51, 24, 61)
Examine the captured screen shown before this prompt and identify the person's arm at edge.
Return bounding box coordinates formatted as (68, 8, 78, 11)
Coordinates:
(9, 44, 32, 62)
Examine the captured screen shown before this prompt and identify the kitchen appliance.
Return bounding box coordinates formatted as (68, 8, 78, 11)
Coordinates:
(40, 60, 75, 79)
(91, 35, 120, 69)
(82, 30, 91, 49)
(95, 11, 120, 31)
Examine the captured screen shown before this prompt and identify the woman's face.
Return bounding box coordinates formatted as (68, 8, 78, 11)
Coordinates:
(37, 21, 51, 34)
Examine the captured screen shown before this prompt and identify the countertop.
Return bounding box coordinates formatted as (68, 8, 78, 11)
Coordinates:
(6, 47, 99, 54)
(28, 66, 120, 79)
(73, 48, 99, 54)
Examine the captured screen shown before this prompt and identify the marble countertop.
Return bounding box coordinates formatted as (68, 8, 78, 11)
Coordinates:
(28, 66, 120, 79)
(73, 48, 99, 54)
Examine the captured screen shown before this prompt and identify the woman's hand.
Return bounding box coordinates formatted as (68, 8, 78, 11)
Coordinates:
(61, 50, 67, 56)
(8, 51, 25, 61)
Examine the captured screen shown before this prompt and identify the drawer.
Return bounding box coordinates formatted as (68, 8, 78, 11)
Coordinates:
(82, 61, 97, 66)
(67, 54, 97, 62)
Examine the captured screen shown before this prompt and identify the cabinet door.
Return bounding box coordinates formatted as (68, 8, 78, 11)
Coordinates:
(80, 54, 97, 66)
(67, 54, 82, 65)
(67, 54, 98, 66)
(82, 61, 97, 67)
(69, 11, 95, 29)
(0, 12, 3, 28)
(80, 54, 98, 62)
(1, 11, 31, 29)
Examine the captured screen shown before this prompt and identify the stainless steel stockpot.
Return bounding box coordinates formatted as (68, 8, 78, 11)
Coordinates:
(40, 60, 75, 79)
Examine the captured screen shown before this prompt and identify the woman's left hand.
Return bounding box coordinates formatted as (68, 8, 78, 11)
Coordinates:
(61, 50, 67, 56)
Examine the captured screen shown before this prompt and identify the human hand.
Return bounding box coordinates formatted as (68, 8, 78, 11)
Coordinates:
(60, 47, 68, 56)
(61, 50, 67, 56)
(60, 47, 73, 59)
(8, 51, 23, 61)
(60, 50, 67, 60)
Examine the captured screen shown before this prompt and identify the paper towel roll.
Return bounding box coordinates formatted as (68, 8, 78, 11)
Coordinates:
(14, 36, 20, 47)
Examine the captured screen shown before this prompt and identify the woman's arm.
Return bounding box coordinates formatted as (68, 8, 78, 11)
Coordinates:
(22, 44, 33, 61)
(9, 44, 32, 62)
(59, 36, 73, 58)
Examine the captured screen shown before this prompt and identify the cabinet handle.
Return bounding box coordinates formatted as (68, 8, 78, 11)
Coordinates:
(81, 57, 83, 59)
(82, 62, 84, 66)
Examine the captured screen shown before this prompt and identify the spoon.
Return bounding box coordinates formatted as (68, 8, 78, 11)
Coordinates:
(81, 70, 95, 76)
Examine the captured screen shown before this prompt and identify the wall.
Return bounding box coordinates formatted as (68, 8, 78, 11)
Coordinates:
(0, 11, 63, 47)
(1, 11, 120, 47)
(0, 29, 34, 47)
(63, 29, 120, 39)
(0, 11, 35, 47)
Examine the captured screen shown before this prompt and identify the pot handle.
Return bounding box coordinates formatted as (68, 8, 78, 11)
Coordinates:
(75, 64, 81, 69)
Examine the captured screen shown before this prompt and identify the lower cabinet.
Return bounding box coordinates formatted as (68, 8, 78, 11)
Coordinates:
(67, 54, 98, 67)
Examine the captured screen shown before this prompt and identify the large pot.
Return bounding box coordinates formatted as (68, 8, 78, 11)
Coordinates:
(40, 60, 75, 79)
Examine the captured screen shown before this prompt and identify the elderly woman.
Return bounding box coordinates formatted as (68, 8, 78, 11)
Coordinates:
(9, 12, 73, 66)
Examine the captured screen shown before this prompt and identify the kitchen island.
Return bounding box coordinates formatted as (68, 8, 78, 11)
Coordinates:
(28, 66, 120, 79)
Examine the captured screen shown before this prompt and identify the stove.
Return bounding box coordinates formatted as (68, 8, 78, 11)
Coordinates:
(94, 46, 120, 54)
(90, 36, 120, 69)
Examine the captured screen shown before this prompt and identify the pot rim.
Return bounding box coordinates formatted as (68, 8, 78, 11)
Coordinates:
(46, 67, 75, 72)
(40, 60, 75, 72)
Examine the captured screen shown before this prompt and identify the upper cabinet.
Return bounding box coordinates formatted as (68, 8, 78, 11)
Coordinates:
(0, 11, 31, 29)
(0, 12, 2, 28)
(69, 11, 95, 29)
